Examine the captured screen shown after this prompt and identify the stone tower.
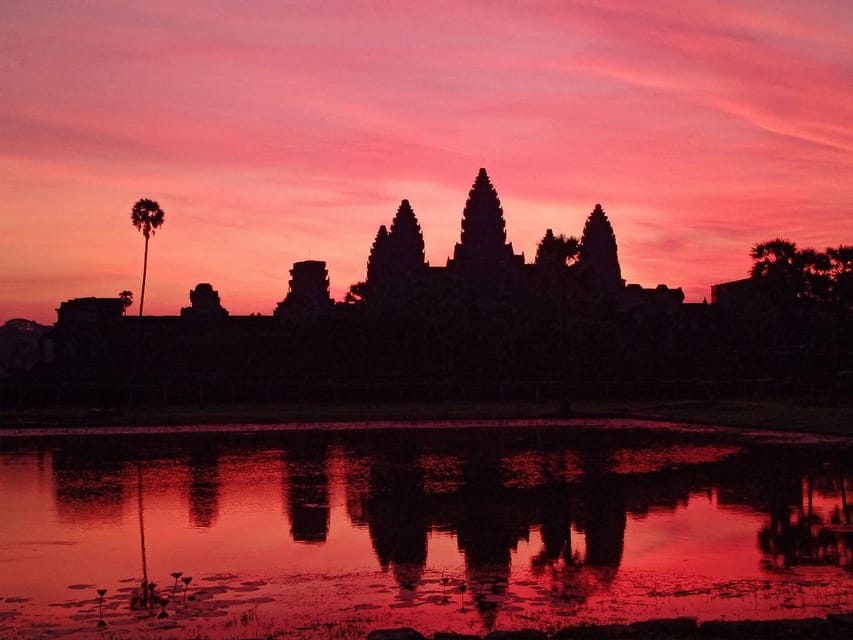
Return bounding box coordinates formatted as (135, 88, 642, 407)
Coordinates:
(579, 204, 624, 293)
(181, 283, 228, 319)
(274, 260, 333, 315)
(366, 225, 391, 287)
(365, 200, 428, 303)
(449, 168, 522, 295)
(387, 199, 426, 276)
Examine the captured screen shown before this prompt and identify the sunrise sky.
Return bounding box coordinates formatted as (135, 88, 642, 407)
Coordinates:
(2, 0, 852, 323)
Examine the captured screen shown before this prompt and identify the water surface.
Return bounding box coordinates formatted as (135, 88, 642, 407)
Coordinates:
(1, 421, 851, 638)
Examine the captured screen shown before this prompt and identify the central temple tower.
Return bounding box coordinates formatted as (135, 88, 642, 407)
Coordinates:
(579, 204, 624, 294)
(448, 168, 523, 296)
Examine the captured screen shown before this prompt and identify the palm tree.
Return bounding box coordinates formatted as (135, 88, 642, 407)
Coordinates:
(130, 199, 165, 317)
(799, 248, 831, 302)
(750, 239, 837, 304)
(750, 239, 803, 302)
(119, 290, 133, 315)
(535, 229, 580, 271)
(827, 245, 853, 307)
(750, 238, 799, 278)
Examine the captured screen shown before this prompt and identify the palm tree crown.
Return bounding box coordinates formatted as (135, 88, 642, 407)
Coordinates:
(131, 198, 165, 317)
(131, 199, 165, 239)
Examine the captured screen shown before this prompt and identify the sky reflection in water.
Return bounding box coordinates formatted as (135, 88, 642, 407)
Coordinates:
(0, 424, 851, 638)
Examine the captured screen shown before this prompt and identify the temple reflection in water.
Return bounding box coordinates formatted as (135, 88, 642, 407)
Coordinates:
(28, 425, 851, 625)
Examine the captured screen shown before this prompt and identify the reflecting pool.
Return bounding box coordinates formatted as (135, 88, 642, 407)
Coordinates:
(1, 419, 851, 638)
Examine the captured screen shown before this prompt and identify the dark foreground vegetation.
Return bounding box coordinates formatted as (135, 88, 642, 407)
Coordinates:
(367, 614, 853, 639)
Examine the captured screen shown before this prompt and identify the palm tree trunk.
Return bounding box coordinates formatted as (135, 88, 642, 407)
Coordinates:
(137, 462, 149, 605)
(139, 235, 149, 317)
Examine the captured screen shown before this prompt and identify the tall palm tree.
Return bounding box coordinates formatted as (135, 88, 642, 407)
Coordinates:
(131, 198, 165, 317)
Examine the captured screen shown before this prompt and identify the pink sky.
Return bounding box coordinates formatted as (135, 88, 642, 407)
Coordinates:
(2, 0, 852, 323)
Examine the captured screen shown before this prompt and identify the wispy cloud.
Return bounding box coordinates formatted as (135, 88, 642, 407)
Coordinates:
(1, 0, 851, 321)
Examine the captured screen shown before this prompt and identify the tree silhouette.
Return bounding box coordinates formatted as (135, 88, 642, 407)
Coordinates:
(749, 239, 834, 304)
(799, 248, 831, 302)
(119, 290, 133, 315)
(750, 238, 802, 302)
(750, 239, 799, 278)
(345, 281, 367, 304)
(535, 229, 580, 270)
(130, 198, 165, 317)
(827, 245, 853, 307)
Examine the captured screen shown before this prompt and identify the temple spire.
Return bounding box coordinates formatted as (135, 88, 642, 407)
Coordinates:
(449, 168, 521, 297)
(458, 168, 507, 249)
(365, 200, 428, 303)
(366, 225, 391, 285)
(452, 168, 516, 265)
(579, 204, 623, 292)
(388, 199, 426, 274)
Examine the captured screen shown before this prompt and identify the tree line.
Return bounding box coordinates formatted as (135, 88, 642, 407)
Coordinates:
(750, 239, 853, 308)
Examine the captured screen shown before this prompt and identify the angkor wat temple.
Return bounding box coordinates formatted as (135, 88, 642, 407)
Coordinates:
(353, 168, 679, 309)
(4, 169, 851, 406)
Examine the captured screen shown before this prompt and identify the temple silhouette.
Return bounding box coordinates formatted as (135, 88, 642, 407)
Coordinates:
(1, 168, 851, 405)
(353, 169, 674, 309)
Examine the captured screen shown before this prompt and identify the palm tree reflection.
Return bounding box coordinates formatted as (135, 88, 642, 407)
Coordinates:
(137, 461, 150, 608)
(759, 469, 853, 571)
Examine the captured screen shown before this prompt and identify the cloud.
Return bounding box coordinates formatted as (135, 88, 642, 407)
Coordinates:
(1, 1, 852, 321)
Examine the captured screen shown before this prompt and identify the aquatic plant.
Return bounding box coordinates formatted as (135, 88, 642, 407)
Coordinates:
(170, 571, 183, 596)
(182, 575, 193, 602)
(157, 593, 170, 619)
(96, 588, 107, 627)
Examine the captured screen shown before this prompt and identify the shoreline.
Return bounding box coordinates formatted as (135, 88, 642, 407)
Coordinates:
(367, 614, 853, 639)
(1, 398, 852, 436)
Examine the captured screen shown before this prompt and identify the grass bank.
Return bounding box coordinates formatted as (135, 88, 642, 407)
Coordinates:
(1, 398, 851, 436)
(0, 401, 558, 429)
(574, 398, 853, 436)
